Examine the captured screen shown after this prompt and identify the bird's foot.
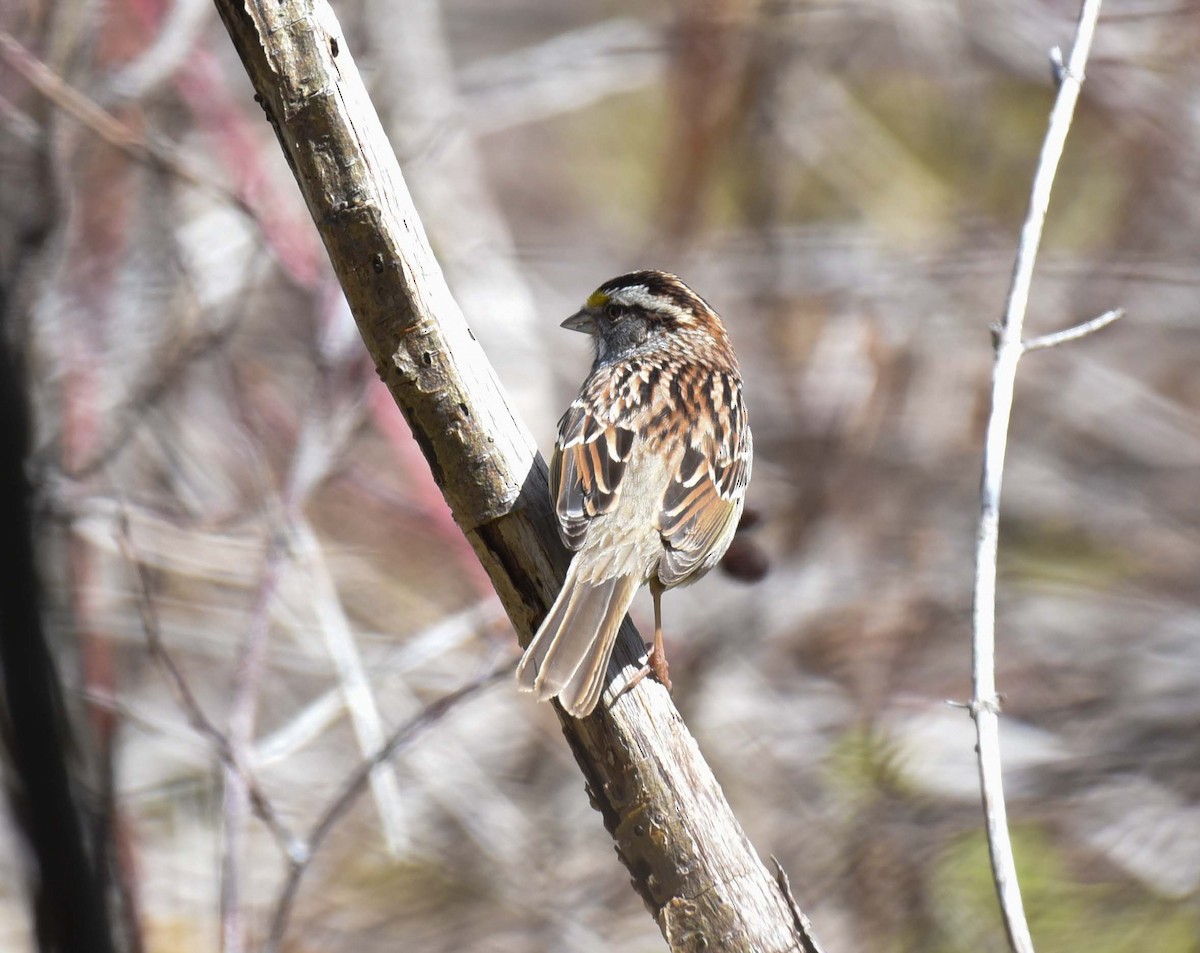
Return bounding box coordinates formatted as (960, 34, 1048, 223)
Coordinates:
(628, 643, 676, 686)
(647, 643, 672, 693)
(612, 644, 673, 705)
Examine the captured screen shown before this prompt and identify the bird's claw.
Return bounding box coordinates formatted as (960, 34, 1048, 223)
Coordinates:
(611, 644, 673, 707)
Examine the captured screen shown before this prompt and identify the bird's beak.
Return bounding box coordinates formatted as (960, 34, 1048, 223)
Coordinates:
(560, 309, 596, 334)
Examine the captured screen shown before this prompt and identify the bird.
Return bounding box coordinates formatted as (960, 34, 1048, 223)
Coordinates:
(516, 270, 753, 717)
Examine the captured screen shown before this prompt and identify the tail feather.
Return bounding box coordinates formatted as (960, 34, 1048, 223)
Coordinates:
(536, 575, 617, 694)
(516, 567, 640, 717)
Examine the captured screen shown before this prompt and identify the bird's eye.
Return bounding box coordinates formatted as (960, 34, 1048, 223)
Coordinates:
(605, 303, 628, 320)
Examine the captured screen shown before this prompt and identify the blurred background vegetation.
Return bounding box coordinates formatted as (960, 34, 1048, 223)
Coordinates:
(2, 0, 1200, 951)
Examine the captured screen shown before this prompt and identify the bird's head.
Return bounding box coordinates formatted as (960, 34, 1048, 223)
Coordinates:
(562, 270, 728, 364)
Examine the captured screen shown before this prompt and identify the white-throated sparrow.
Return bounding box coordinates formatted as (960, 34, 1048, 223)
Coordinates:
(517, 271, 753, 717)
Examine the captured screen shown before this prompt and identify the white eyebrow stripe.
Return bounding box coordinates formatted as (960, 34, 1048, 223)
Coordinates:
(611, 286, 690, 323)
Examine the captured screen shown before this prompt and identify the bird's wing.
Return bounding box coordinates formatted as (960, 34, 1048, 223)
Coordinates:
(549, 398, 635, 551)
(656, 371, 751, 587)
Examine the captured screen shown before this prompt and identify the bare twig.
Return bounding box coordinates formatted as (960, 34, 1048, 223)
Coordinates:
(458, 18, 663, 135)
(770, 857, 827, 953)
(0, 30, 245, 208)
(367, 382, 493, 594)
(212, 335, 404, 945)
(64, 314, 243, 479)
(288, 515, 409, 853)
(221, 533, 286, 953)
(0, 28, 322, 293)
(369, 0, 554, 435)
(107, 0, 211, 101)
(173, 48, 324, 289)
(1022, 307, 1124, 353)
(252, 598, 504, 762)
(280, 329, 412, 851)
(115, 510, 300, 857)
(262, 661, 510, 953)
(970, 3, 1112, 952)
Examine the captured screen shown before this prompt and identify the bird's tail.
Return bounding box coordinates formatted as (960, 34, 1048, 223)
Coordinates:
(516, 564, 640, 717)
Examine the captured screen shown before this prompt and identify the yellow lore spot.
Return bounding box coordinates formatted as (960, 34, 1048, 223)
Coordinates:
(585, 291, 610, 309)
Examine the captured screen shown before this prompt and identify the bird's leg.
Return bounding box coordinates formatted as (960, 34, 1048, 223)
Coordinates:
(611, 583, 672, 704)
(647, 582, 672, 692)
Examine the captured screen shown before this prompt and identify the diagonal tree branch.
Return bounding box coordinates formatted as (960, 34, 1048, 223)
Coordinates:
(209, 0, 814, 949)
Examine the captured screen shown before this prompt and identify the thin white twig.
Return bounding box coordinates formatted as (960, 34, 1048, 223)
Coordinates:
(262, 660, 510, 953)
(1022, 308, 1124, 353)
(252, 598, 494, 764)
(289, 516, 409, 854)
(458, 18, 663, 135)
(106, 0, 211, 101)
(216, 370, 361, 949)
(0, 30, 244, 209)
(221, 537, 284, 953)
(370, 0, 556, 435)
(971, 3, 1108, 952)
(115, 511, 300, 858)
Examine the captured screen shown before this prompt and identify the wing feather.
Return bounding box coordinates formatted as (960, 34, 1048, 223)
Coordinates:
(656, 377, 752, 587)
(550, 400, 635, 551)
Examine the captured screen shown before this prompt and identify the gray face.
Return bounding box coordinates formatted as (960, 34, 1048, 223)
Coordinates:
(593, 308, 652, 363)
(562, 286, 687, 366)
